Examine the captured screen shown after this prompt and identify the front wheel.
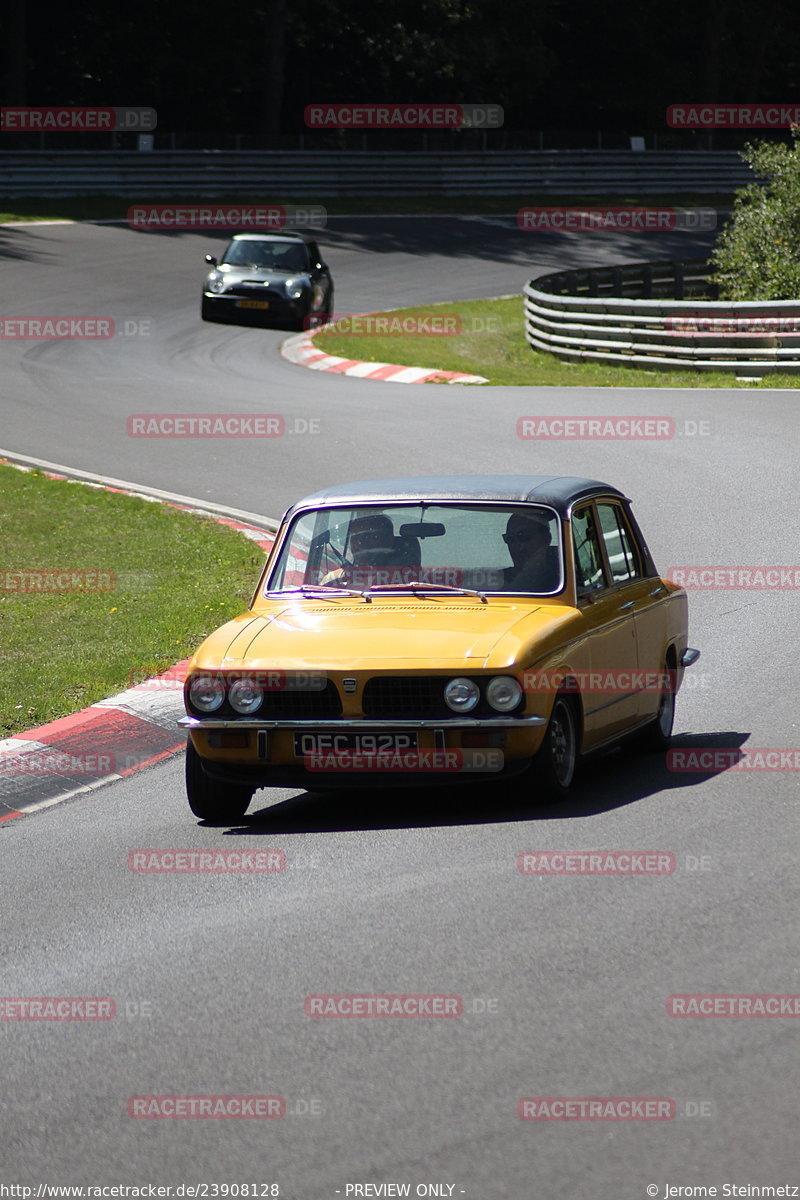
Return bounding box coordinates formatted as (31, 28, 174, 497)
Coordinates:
(525, 695, 579, 804)
(185, 740, 253, 822)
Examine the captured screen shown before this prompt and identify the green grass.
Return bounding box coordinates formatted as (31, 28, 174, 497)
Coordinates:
(314, 295, 800, 387)
(0, 464, 266, 737)
(0, 192, 736, 224)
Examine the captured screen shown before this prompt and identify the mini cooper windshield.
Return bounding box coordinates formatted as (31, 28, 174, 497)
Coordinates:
(266, 504, 564, 596)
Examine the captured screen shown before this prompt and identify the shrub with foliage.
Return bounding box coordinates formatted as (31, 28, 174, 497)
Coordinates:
(710, 129, 800, 300)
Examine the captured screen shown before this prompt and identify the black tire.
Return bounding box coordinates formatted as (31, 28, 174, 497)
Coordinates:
(185, 740, 253, 822)
(527, 694, 579, 803)
(634, 660, 676, 752)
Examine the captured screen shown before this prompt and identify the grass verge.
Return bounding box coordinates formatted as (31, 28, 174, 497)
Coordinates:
(0, 463, 266, 737)
(313, 295, 800, 387)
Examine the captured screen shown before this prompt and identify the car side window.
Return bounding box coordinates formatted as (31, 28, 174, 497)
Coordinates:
(572, 506, 606, 594)
(596, 503, 641, 584)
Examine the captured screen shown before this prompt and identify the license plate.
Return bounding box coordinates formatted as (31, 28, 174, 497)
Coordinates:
(294, 732, 419, 757)
(235, 299, 270, 310)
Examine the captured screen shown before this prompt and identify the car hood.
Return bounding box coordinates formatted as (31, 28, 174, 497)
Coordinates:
(208, 265, 307, 287)
(188, 599, 582, 673)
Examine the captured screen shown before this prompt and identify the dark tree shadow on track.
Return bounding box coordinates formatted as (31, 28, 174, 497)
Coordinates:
(0, 224, 59, 262)
(213, 729, 750, 835)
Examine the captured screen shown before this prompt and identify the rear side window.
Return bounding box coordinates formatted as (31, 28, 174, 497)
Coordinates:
(572, 506, 606, 593)
(597, 503, 641, 584)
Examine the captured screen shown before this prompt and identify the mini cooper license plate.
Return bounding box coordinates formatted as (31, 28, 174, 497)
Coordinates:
(235, 299, 270, 309)
(294, 732, 419, 757)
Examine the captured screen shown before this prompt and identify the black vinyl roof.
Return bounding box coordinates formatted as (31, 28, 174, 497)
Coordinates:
(284, 475, 628, 521)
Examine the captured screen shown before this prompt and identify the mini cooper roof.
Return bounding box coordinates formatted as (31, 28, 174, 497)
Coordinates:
(229, 232, 308, 242)
(282, 476, 629, 522)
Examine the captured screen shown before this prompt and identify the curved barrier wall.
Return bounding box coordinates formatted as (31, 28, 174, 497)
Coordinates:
(523, 258, 800, 374)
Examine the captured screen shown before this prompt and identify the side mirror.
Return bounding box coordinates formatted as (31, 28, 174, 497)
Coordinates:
(205, 254, 218, 266)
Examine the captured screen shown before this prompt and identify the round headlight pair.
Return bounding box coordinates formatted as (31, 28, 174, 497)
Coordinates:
(207, 273, 225, 294)
(284, 277, 307, 300)
(188, 675, 263, 714)
(443, 676, 522, 714)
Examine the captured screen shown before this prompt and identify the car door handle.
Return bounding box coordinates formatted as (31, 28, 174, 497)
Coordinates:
(649, 585, 665, 596)
(617, 601, 634, 611)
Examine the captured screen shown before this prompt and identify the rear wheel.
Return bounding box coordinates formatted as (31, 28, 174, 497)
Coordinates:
(634, 659, 676, 752)
(185, 740, 253, 822)
(525, 694, 579, 803)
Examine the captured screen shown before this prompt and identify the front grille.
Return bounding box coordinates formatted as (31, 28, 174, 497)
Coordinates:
(362, 677, 452, 719)
(226, 285, 284, 300)
(362, 676, 525, 719)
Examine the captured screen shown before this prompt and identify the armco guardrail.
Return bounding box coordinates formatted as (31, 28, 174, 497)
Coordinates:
(524, 259, 800, 375)
(0, 150, 756, 197)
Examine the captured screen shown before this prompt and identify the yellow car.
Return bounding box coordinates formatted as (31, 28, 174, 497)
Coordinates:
(180, 476, 699, 820)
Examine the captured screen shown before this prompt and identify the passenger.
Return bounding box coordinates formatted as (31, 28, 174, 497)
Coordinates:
(502, 512, 560, 592)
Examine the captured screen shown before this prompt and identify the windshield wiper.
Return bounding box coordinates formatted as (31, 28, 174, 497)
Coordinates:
(264, 584, 373, 603)
(366, 582, 488, 604)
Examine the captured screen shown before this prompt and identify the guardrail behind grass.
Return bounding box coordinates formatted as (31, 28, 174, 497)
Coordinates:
(523, 258, 800, 375)
(0, 150, 755, 197)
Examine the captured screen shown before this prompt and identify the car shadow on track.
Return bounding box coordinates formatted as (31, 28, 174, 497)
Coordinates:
(214, 730, 750, 834)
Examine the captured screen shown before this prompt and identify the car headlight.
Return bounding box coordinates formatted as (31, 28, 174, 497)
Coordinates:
(188, 674, 225, 713)
(228, 677, 263, 715)
(444, 677, 480, 713)
(284, 277, 307, 300)
(486, 676, 523, 713)
(207, 273, 225, 294)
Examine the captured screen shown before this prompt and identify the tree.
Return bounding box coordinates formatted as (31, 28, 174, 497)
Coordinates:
(710, 130, 800, 300)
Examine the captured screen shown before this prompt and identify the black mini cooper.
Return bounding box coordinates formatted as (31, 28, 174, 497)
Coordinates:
(201, 232, 334, 330)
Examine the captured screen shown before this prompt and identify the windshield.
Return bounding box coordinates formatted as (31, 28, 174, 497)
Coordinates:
(221, 240, 309, 271)
(266, 503, 564, 596)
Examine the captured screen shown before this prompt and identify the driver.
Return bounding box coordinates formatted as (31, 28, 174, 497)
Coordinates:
(502, 511, 560, 592)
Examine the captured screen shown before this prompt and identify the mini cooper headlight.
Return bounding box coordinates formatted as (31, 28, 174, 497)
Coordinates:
(444, 677, 480, 713)
(228, 677, 263, 715)
(486, 676, 523, 712)
(284, 277, 306, 300)
(207, 273, 225, 294)
(188, 675, 225, 712)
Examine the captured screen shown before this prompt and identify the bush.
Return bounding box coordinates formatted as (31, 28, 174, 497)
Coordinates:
(710, 129, 800, 300)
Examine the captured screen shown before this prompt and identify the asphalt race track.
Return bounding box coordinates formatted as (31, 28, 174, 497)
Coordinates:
(2, 217, 799, 1197)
